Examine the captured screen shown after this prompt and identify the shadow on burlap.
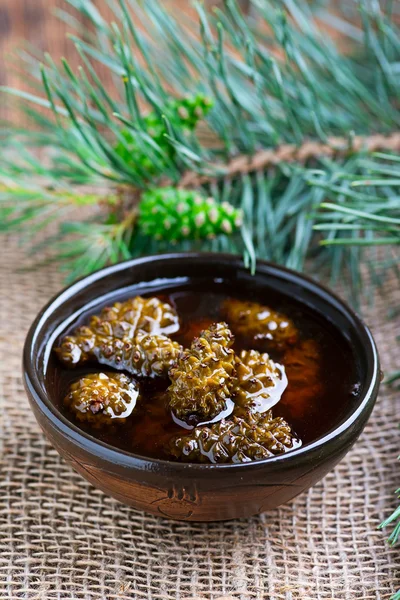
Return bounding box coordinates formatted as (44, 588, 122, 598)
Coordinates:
(0, 234, 398, 600)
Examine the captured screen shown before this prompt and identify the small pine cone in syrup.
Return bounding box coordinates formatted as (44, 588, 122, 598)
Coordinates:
(222, 298, 298, 349)
(56, 296, 179, 367)
(97, 296, 179, 337)
(96, 332, 183, 378)
(169, 409, 301, 464)
(168, 322, 236, 425)
(57, 326, 96, 366)
(234, 349, 287, 413)
(64, 372, 139, 427)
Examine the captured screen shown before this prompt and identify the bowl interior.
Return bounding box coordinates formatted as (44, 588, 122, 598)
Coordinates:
(25, 253, 379, 466)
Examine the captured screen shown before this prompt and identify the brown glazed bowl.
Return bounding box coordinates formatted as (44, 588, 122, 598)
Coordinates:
(23, 253, 380, 521)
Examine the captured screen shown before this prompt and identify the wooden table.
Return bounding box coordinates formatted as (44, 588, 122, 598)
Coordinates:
(0, 0, 245, 124)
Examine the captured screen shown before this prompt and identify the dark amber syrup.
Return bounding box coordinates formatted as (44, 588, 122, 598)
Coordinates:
(46, 279, 361, 461)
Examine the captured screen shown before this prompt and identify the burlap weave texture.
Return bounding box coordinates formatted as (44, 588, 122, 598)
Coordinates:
(0, 234, 398, 600)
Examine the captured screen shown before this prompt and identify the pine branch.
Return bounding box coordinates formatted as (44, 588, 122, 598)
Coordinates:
(1, 0, 399, 291)
(54, 214, 136, 282)
(310, 153, 400, 247)
(179, 132, 400, 188)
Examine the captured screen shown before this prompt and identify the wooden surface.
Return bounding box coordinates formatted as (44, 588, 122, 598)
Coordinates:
(0, 0, 234, 124)
(0, 0, 84, 122)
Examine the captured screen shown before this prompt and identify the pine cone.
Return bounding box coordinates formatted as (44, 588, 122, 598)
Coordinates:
(169, 409, 300, 464)
(233, 349, 287, 413)
(56, 296, 179, 366)
(138, 187, 243, 242)
(64, 372, 139, 427)
(222, 298, 298, 349)
(168, 322, 236, 425)
(96, 332, 183, 378)
(169, 94, 214, 130)
(115, 94, 213, 178)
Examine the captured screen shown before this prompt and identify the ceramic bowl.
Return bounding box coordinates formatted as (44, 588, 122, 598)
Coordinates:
(23, 253, 380, 521)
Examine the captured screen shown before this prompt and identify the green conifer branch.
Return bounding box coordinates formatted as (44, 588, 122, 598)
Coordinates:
(0, 0, 399, 287)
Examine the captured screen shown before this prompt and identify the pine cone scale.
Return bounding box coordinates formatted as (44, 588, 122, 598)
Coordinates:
(95, 332, 182, 378)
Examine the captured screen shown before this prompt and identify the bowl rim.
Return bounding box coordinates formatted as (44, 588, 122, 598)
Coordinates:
(23, 252, 380, 472)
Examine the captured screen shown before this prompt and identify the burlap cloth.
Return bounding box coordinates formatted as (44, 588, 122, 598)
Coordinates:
(0, 233, 398, 600)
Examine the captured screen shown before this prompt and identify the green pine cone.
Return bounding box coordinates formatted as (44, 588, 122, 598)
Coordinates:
(115, 94, 213, 178)
(168, 94, 214, 131)
(138, 187, 243, 242)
